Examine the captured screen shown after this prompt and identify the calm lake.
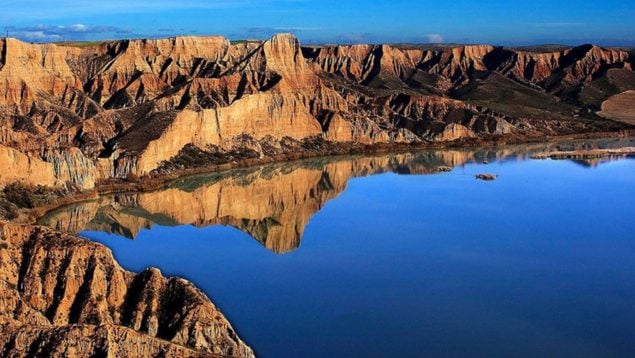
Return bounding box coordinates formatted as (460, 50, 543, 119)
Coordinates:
(40, 139, 635, 357)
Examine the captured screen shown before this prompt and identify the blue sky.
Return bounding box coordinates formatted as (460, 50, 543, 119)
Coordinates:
(3, 0, 635, 45)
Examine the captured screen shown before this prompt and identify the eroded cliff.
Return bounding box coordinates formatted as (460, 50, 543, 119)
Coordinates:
(0, 34, 633, 189)
(0, 222, 254, 357)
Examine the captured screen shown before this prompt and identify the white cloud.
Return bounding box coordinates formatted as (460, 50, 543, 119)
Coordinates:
(21, 31, 59, 42)
(426, 33, 444, 43)
(69, 24, 88, 32)
(5, 24, 131, 42)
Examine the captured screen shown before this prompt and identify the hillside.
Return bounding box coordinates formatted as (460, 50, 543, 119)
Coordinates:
(0, 33, 633, 190)
(0, 222, 254, 357)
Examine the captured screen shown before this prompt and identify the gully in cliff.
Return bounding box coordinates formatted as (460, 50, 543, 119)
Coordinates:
(0, 222, 255, 357)
(0, 33, 633, 192)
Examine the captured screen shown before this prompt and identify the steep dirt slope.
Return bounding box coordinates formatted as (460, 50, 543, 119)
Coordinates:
(600, 90, 635, 124)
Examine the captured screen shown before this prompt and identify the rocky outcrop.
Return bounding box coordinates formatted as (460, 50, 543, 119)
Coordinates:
(0, 222, 254, 357)
(0, 35, 633, 189)
(0, 145, 96, 189)
(304, 43, 632, 89)
(0, 145, 58, 188)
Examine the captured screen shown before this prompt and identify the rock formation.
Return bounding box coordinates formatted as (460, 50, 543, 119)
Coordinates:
(0, 34, 633, 190)
(0, 222, 254, 357)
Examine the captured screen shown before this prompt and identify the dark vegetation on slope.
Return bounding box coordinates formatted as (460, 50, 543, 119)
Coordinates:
(0, 183, 70, 220)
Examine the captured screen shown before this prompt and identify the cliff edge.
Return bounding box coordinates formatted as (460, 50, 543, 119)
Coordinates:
(0, 222, 254, 357)
(0, 34, 633, 189)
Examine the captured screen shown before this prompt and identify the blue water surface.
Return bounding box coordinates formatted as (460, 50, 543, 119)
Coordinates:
(81, 155, 635, 357)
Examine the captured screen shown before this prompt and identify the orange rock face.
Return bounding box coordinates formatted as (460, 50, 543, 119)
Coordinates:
(0, 222, 254, 357)
(0, 34, 633, 188)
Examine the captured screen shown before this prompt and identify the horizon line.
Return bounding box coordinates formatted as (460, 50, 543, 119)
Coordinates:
(3, 33, 634, 49)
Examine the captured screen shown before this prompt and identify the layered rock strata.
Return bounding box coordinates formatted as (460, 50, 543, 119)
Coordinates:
(0, 222, 254, 357)
(0, 34, 633, 189)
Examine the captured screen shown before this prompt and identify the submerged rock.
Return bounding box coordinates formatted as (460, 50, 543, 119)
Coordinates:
(475, 173, 498, 181)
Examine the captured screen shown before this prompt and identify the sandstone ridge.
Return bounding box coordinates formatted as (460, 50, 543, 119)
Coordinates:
(0, 222, 254, 357)
(0, 34, 633, 189)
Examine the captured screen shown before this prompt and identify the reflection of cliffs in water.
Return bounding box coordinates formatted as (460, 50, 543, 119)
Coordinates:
(39, 138, 634, 254)
(41, 151, 468, 253)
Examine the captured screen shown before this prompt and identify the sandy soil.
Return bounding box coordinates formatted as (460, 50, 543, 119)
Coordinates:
(600, 90, 635, 125)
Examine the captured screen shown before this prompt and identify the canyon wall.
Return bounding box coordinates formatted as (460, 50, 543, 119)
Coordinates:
(1, 34, 633, 188)
(0, 222, 254, 357)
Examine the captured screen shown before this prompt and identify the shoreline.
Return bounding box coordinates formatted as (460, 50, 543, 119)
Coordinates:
(0, 222, 255, 356)
(13, 128, 635, 225)
(3, 128, 634, 357)
(95, 128, 635, 194)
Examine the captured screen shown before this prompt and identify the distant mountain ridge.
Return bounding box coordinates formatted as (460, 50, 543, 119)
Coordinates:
(0, 33, 634, 190)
